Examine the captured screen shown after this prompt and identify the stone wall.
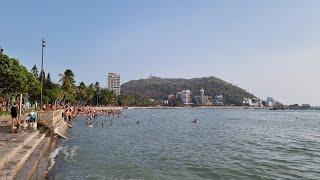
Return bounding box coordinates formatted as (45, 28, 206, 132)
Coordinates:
(38, 110, 64, 131)
(0, 114, 27, 127)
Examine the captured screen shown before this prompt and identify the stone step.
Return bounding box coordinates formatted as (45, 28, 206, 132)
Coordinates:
(0, 133, 46, 180)
(14, 137, 51, 180)
(0, 130, 39, 170)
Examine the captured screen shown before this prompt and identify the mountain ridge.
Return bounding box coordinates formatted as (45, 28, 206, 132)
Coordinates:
(121, 76, 256, 105)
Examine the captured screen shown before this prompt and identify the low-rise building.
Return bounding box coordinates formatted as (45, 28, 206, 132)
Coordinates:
(243, 97, 262, 107)
(214, 95, 224, 106)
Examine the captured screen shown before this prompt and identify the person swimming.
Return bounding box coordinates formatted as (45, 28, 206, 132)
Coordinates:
(192, 119, 198, 123)
(136, 121, 140, 124)
(89, 122, 93, 128)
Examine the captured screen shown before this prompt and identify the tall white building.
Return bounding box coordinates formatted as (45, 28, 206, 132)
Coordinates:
(200, 88, 204, 102)
(107, 73, 121, 95)
(176, 90, 191, 105)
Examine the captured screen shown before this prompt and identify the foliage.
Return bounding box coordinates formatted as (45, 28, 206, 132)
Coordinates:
(0, 54, 40, 95)
(31, 64, 38, 77)
(59, 69, 76, 102)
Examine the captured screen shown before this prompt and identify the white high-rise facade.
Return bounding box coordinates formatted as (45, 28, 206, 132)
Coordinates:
(107, 73, 121, 95)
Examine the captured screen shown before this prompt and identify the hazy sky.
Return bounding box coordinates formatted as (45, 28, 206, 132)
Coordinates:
(1, 0, 320, 105)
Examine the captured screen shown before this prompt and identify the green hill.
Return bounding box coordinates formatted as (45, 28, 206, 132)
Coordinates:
(121, 76, 256, 105)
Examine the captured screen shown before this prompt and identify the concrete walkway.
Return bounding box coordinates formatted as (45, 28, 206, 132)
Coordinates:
(0, 129, 47, 180)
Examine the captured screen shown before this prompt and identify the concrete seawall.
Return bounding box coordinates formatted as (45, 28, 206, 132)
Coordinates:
(39, 110, 69, 138)
(0, 110, 70, 179)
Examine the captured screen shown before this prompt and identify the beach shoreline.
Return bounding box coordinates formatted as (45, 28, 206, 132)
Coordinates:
(127, 106, 269, 110)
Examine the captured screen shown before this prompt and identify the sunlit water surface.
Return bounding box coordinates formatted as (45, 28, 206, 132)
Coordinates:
(49, 109, 320, 179)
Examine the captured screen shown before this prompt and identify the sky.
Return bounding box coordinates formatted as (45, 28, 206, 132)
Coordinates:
(1, 0, 320, 105)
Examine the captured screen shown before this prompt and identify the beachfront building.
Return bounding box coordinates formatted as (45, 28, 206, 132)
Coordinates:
(243, 97, 263, 107)
(107, 73, 121, 95)
(194, 88, 212, 106)
(176, 90, 191, 105)
(266, 97, 275, 107)
(243, 98, 253, 106)
(214, 95, 224, 106)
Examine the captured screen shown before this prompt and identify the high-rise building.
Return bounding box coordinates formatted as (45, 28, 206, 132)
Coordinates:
(107, 73, 121, 95)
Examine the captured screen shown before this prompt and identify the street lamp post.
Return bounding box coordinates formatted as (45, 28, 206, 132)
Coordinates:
(40, 38, 46, 109)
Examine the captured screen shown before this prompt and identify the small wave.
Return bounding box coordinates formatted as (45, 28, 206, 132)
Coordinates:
(62, 145, 79, 161)
(48, 145, 63, 171)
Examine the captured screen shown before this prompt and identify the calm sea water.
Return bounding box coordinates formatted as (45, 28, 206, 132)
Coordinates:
(49, 109, 320, 179)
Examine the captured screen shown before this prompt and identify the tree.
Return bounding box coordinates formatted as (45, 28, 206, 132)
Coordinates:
(46, 73, 53, 88)
(94, 82, 100, 92)
(39, 70, 46, 82)
(59, 69, 76, 102)
(99, 88, 117, 105)
(76, 82, 87, 105)
(45, 85, 64, 104)
(84, 83, 95, 105)
(0, 54, 41, 109)
(93, 82, 100, 105)
(118, 95, 135, 106)
(0, 54, 40, 95)
(31, 64, 38, 77)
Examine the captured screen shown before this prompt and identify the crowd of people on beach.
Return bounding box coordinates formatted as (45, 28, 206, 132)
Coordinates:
(3, 98, 126, 130)
(79, 108, 125, 128)
(48, 106, 127, 129)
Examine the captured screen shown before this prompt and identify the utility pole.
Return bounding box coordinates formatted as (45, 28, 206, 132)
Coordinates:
(19, 93, 22, 119)
(40, 38, 46, 109)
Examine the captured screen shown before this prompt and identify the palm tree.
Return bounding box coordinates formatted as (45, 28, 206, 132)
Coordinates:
(85, 83, 95, 105)
(77, 82, 87, 105)
(59, 69, 76, 101)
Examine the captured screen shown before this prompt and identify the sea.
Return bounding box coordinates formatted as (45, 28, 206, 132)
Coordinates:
(48, 108, 320, 179)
